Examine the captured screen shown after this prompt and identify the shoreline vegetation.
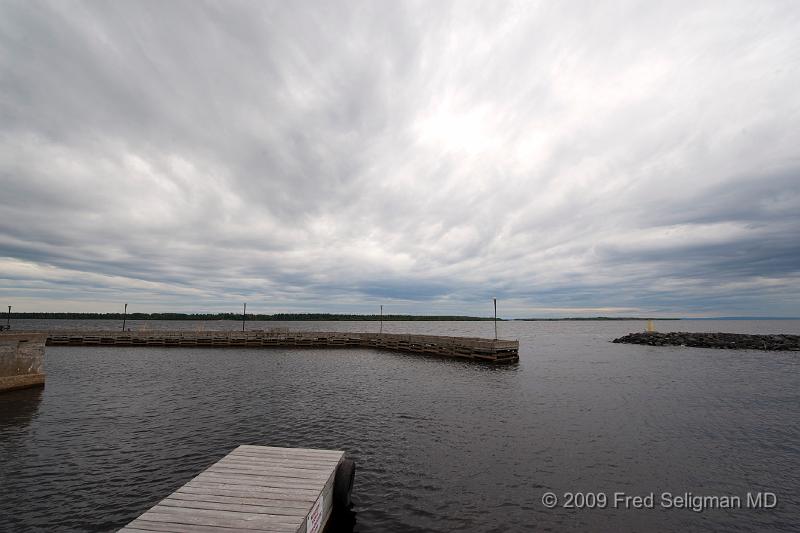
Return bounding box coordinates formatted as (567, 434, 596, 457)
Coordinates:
(8, 312, 681, 321)
(14, 312, 496, 321)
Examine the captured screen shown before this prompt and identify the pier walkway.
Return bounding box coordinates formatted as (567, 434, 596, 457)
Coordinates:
(46, 330, 519, 363)
(119, 445, 346, 533)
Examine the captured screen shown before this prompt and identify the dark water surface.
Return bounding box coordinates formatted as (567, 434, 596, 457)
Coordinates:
(1, 320, 799, 532)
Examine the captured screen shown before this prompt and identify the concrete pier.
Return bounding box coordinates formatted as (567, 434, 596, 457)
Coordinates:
(0, 332, 47, 393)
(46, 330, 520, 363)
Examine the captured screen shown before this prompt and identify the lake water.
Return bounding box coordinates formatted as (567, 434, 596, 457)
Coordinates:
(1, 319, 799, 532)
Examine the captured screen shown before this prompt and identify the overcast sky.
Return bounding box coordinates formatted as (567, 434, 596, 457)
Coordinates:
(1, 1, 799, 317)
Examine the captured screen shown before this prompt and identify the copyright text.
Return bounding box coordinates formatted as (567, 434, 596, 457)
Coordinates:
(540, 491, 778, 512)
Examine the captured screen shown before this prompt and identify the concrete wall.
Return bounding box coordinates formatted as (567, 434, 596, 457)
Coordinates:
(0, 332, 47, 393)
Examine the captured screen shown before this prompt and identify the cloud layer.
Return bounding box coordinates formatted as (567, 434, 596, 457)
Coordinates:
(1, 1, 799, 317)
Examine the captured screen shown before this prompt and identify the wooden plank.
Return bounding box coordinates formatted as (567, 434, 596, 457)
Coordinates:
(216, 456, 339, 469)
(130, 511, 298, 530)
(224, 453, 342, 466)
(128, 518, 294, 532)
(180, 482, 319, 498)
(196, 472, 329, 489)
(226, 453, 342, 464)
(222, 451, 341, 464)
(233, 447, 343, 459)
(236, 445, 344, 455)
(208, 461, 334, 475)
(179, 479, 321, 494)
(216, 452, 339, 464)
(207, 466, 333, 480)
(233, 444, 344, 457)
(196, 472, 335, 488)
(144, 505, 304, 524)
(217, 453, 340, 465)
(166, 493, 313, 511)
(158, 498, 309, 517)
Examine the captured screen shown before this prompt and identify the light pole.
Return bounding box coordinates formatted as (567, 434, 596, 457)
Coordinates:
(242, 303, 247, 332)
(380, 305, 383, 335)
(122, 303, 128, 331)
(6, 305, 10, 330)
(493, 297, 497, 340)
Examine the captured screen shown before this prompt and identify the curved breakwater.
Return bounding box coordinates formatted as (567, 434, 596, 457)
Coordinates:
(45, 330, 520, 363)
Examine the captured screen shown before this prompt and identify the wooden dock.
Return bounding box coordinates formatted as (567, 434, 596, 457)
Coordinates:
(46, 330, 519, 363)
(120, 445, 348, 533)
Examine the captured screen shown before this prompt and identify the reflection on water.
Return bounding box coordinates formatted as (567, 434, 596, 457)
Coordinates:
(1, 319, 799, 532)
(0, 386, 43, 431)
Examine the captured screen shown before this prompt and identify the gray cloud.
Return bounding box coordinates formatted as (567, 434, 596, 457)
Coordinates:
(1, 0, 799, 317)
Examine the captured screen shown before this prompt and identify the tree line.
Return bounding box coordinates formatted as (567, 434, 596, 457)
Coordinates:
(10, 312, 498, 321)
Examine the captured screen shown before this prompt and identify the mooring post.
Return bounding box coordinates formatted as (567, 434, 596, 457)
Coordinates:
(380, 305, 383, 335)
(242, 303, 246, 332)
(122, 303, 127, 331)
(493, 298, 497, 340)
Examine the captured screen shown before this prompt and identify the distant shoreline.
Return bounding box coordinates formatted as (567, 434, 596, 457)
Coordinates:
(8, 313, 672, 321)
(8, 313, 796, 321)
(9, 312, 497, 321)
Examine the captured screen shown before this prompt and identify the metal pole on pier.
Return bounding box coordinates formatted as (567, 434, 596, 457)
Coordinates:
(493, 298, 497, 340)
(6, 305, 10, 329)
(122, 303, 127, 331)
(380, 305, 383, 335)
(242, 303, 246, 332)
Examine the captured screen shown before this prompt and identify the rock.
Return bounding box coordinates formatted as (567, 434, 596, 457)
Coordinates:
(611, 332, 800, 351)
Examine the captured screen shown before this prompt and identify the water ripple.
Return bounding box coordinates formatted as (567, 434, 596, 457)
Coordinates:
(2, 320, 799, 531)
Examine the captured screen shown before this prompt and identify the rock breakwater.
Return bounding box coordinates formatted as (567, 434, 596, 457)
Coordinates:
(612, 332, 800, 351)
